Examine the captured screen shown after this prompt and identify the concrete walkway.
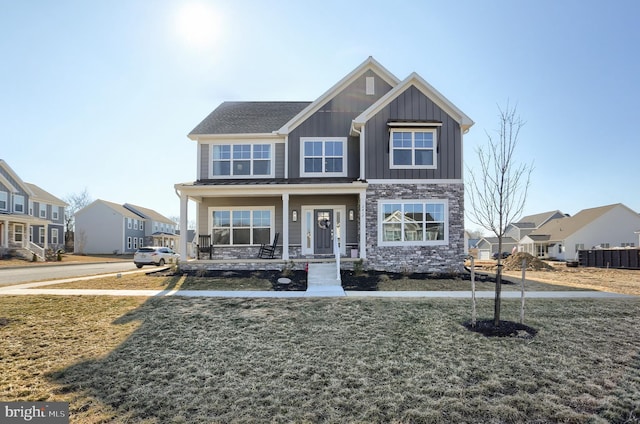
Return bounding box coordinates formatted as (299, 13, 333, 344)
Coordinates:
(0, 283, 634, 299)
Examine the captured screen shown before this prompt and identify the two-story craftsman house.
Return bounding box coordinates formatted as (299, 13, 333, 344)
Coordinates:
(175, 57, 473, 272)
(0, 159, 67, 261)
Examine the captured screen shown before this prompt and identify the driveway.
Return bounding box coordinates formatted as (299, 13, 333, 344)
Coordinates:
(0, 262, 140, 286)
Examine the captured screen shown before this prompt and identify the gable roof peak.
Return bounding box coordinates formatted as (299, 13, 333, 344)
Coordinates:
(353, 71, 474, 132)
(277, 56, 401, 135)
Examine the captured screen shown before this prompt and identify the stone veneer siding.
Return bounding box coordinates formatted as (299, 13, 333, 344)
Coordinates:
(365, 183, 465, 273)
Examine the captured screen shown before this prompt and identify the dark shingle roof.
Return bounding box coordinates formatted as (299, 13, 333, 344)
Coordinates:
(190, 101, 311, 135)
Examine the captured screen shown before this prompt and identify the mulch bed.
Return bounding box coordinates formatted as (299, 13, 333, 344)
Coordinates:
(157, 268, 513, 291)
(463, 319, 538, 339)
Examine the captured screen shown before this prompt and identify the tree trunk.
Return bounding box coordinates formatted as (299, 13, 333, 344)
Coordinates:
(494, 239, 503, 326)
(470, 256, 477, 328)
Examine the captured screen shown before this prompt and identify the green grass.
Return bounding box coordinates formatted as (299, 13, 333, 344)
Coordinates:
(1, 295, 640, 422)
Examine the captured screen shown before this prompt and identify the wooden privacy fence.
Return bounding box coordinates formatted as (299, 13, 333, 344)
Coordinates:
(578, 248, 640, 269)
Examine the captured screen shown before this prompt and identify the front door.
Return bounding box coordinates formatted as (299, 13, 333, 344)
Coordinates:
(314, 209, 333, 254)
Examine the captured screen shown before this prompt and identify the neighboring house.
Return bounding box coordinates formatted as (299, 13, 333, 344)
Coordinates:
(0, 159, 67, 260)
(75, 199, 177, 254)
(175, 57, 474, 272)
(475, 237, 518, 260)
(519, 203, 640, 261)
(176, 229, 196, 258)
(476, 210, 566, 260)
(123, 203, 179, 249)
(504, 210, 566, 241)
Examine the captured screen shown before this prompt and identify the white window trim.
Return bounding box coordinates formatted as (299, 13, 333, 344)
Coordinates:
(39, 227, 45, 244)
(377, 199, 449, 246)
(127, 218, 132, 229)
(209, 141, 275, 179)
(300, 205, 347, 255)
(0, 191, 7, 211)
(140, 221, 144, 231)
(208, 206, 275, 246)
(51, 228, 59, 244)
(39, 204, 47, 218)
(52, 207, 59, 220)
(300, 137, 348, 177)
(14, 223, 24, 242)
(389, 129, 438, 170)
(127, 237, 132, 249)
(14, 194, 25, 214)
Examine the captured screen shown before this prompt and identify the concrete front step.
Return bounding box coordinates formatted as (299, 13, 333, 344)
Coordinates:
(306, 263, 345, 297)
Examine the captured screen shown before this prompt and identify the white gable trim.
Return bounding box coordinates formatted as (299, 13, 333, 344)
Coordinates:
(0, 172, 17, 193)
(0, 160, 34, 196)
(353, 72, 474, 132)
(277, 57, 400, 135)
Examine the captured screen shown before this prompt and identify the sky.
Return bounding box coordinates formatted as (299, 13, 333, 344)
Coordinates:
(1, 0, 639, 232)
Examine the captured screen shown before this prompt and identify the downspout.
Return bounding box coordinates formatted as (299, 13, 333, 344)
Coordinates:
(284, 134, 289, 179)
(351, 123, 365, 181)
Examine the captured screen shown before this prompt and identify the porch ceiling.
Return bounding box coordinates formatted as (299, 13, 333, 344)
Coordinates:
(175, 180, 368, 199)
(0, 214, 50, 225)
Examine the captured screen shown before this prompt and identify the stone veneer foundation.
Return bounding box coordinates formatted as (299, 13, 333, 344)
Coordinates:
(365, 182, 465, 273)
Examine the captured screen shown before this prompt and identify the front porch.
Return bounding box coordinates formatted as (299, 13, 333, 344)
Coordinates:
(0, 216, 52, 261)
(176, 180, 368, 264)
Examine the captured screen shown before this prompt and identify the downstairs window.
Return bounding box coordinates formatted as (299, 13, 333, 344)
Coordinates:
(379, 200, 448, 246)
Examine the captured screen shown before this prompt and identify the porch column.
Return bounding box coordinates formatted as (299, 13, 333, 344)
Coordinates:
(179, 192, 188, 260)
(359, 191, 366, 259)
(282, 193, 289, 260)
(44, 223, 49, 251)
(2, 220, 7, 248)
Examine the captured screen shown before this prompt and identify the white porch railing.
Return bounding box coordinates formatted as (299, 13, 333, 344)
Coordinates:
(334, 230, 340, 281)
(27, 241, 46, 261)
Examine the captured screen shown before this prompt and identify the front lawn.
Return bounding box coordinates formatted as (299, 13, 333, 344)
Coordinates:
(1, 295, 639, 423)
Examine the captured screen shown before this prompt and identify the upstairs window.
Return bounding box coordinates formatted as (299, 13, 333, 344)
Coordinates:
(211, 143, 272, 177)
(301, 138, 347, 177)
(0, 191, 7, 211)
(14, 195, 24, 213)
(390, 129, 437, 169)
(39, 204, 47, 218)
(52, 207, 59, 220)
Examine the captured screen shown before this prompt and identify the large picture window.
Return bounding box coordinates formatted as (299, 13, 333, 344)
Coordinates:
(212, 143, 272, 177)
(390, 129, 437, 169)
(211, 207, 273, 245)
(379, 200, 447, 245)
(301, 138, 347, 177)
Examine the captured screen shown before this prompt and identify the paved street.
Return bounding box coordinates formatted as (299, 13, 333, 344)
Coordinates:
(0, 262, 140, 286)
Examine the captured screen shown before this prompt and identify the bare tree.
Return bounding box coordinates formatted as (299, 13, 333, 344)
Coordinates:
(466, 103, 533, 326)
(63, 188, 92, 251)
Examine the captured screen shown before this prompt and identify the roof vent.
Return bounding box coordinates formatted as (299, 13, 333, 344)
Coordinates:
(366, 77, 375, 95)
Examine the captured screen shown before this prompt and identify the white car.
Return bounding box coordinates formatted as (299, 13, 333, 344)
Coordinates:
(134, 247, 180, 268)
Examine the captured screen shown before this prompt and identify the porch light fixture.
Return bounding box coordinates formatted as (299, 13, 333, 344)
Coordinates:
(349, 209, 355, 221)
(292, 210, 298, 222)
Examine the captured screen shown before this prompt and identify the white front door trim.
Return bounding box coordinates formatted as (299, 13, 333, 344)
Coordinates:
(301, 204, 346, 256)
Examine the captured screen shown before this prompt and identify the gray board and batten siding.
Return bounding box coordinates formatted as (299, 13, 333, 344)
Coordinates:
(287, 70, 393, 179)
(0, 166, 29, 201)
(365, 85, 463, 180)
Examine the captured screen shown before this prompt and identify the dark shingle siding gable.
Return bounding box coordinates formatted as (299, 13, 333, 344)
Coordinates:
(190, 101, 311, 135)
